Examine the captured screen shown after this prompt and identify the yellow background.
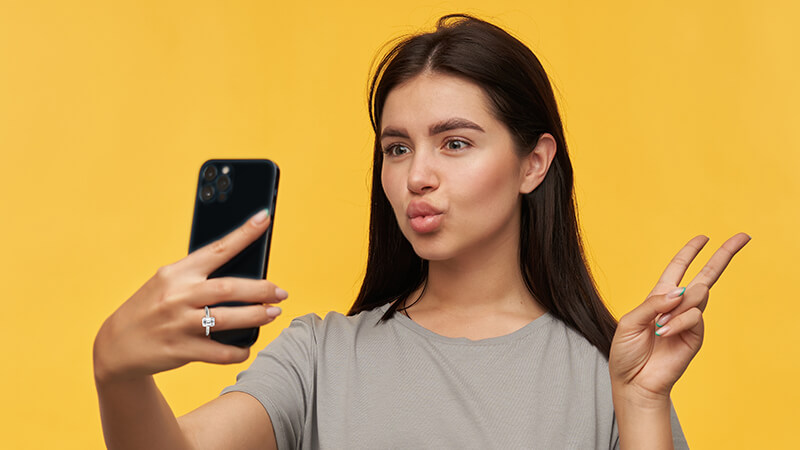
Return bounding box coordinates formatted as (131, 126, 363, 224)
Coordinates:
(1, 0, 798, 448)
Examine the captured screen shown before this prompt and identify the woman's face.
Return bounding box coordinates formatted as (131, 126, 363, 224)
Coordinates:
(380, 72, 538, 262)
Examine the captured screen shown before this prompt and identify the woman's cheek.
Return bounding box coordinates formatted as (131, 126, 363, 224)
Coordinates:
(381, 167, 405, 215)
(458, 168, 520, 222)
(380, 165, 395, 197)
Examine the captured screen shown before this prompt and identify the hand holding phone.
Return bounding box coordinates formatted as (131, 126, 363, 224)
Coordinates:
(94, 210, 286, 383)
(189, 160, 280, 347)
(93, 160, 282, 384)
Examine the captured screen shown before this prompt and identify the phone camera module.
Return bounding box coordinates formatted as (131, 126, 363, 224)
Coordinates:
(200, 184, 215, 202)
(202, 165, 218, 182)
(217, 174, 231, 192)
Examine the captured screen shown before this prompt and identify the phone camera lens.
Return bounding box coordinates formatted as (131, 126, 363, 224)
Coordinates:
(217, 174, 231, 192)
(200, 184, 215, 202)
(202, 165, 218, 182)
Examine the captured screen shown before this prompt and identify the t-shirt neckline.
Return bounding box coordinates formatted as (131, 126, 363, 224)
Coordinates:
(380, 303, 554, 346)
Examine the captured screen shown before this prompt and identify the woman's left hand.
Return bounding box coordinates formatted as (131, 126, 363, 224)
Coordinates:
(609, 233, 751, 404)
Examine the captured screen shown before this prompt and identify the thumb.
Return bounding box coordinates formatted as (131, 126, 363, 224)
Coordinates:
(619, 287, 686, 330)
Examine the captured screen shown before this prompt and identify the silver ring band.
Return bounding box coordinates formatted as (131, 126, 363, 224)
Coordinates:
(202, 306, 216, 337)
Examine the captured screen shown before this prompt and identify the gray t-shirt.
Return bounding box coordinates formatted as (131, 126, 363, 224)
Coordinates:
(222, 304, 688, 449)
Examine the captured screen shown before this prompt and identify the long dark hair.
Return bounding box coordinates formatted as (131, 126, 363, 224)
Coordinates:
(348, 14, 618, 357)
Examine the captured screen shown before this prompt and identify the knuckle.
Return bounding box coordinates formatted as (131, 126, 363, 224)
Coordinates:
(670, 255, 692, 267)
(264, 282, 279, 299)
(239, 223, 256, 238)
(155, 285, 185, 309)
(690, 283, 710, 297)
(210, 238, 227, 255)
(719, 244, 736, 255)
(215, 346, 232, 362)
(245, 217, 262, 232)
(217, 346, 247, 364)
(675, 308, 702, 328)
(232, 348, 250, 363)
(158, 290, 181, 309)
(155, 264, 175, 280)
(213, 279, 234, 297)
(260, 314, 274, 326)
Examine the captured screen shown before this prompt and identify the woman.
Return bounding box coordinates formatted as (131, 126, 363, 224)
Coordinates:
(94, 15, 750, 449)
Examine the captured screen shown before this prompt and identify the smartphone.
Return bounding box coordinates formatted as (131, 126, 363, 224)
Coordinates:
(188, 159, 279, 347)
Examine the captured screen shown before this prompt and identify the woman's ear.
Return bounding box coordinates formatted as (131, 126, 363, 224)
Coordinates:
(519, 133, 557, 194)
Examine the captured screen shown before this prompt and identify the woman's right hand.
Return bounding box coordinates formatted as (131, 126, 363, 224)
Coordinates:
(93, 209, 287, 384)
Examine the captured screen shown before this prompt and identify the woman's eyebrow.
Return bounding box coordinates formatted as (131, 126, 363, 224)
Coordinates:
(380, 117, 485, 140)
(380, 127, 409, 140)
(429, 118, 485, 135)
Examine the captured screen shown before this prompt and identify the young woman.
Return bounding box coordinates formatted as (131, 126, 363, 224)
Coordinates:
(93, 15, 750, 449)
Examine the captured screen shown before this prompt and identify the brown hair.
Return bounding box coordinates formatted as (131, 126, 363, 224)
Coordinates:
(348, 14, 617, 357)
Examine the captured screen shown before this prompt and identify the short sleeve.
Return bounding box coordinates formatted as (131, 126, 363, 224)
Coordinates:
(610, 401, 689, 449)
(668, 402, 689, 449)
(220, 314, 319, 450)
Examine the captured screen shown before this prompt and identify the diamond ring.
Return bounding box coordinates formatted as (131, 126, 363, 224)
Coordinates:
(202, 306, 216, 337)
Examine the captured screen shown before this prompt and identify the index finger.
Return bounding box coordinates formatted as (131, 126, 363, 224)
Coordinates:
(183, 209, 271, 275)
(653, 235, 711, 291)
(687, 232, 751, 289)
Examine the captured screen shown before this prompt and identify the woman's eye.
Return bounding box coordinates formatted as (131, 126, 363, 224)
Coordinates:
(383, 144, 410, 157)
(445, 139, 469, 151)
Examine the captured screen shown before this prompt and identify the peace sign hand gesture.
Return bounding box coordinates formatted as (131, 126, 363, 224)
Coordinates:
(609, 233, 751, 404)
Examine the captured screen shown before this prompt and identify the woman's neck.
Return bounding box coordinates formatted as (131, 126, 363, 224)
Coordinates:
(401, 234, 546, 339)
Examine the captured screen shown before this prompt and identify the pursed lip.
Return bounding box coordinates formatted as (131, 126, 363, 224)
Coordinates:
(406, 200, 445, 234)
(406, 200, 444, 219)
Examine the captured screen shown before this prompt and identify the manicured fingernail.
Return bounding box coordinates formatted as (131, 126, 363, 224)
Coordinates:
(266, 306, 282, 317)
(656, 313, 672, 327)
(252, 209, 269, 224)
(275, 288, 289, 300)
(668, 287, 686, 299)
(655, 325, 671, 337)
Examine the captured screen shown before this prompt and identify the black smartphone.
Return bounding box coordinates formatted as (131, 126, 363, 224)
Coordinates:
(188, 159, 279, 348)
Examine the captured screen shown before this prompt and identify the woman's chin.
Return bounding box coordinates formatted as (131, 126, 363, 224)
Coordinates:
(409, 242, 454, 262)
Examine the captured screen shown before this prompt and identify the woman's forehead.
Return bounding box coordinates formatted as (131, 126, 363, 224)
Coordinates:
(380, 72, 497, 133)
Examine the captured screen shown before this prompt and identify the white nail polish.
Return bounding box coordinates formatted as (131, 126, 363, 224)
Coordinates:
(252, 209, 269, 224)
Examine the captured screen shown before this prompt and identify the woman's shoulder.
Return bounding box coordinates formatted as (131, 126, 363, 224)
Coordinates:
(543, 314, 610, 364)
(282, 303, 390, 341)
(288, 303, 387, 325)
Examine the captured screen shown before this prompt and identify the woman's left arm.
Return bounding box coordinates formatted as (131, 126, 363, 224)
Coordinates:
(609, 233, 751, 449)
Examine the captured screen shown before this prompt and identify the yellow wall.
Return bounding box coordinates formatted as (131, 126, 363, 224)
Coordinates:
(1, 1, 797, 448)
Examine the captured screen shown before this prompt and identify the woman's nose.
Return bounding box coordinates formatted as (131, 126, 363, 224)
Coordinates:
(406, 150, 439, 194)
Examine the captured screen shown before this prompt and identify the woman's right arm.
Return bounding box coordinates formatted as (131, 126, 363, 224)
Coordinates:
(93, 210, 284, 449)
